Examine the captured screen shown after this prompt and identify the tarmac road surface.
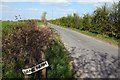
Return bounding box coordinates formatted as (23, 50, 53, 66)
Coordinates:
(48, 23, 119, 78)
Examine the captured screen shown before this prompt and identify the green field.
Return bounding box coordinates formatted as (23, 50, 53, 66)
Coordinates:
(2, 21, 25, 37)
(37, 21, 43, 27)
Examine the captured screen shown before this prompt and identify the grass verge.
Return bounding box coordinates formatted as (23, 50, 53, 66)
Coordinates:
(68, 27, 119, 46)
(54, 24, 119, 46)
(37, 21, 43, 27)
(45, 30, 73, 79)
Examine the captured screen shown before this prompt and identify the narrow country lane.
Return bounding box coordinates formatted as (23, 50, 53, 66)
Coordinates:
(48, 23, 119, 78)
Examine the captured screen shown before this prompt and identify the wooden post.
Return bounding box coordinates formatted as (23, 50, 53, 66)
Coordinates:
(41, 51, 47, 80)
(24, 74, 29, 80)
(24, 65, 30, 80)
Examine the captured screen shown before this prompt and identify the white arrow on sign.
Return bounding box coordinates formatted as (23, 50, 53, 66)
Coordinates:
(22, 61, 49, 75)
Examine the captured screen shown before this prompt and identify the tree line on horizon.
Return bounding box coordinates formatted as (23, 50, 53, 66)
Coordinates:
(49, 2, 120, 39)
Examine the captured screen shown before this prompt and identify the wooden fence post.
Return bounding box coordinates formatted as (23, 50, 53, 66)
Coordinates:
(41, 51, 47, 80)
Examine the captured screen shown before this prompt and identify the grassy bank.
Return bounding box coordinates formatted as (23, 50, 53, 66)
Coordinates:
(45, 30, 73, 79)
(67, 27, 119, 46)
(2, 21, 73, 79)
(2, 21, 46, 79)
(37, 21, 43, 26)
(37, 22, 73, 78)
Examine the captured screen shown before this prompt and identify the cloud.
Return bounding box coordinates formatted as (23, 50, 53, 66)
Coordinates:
(1, 0, 70, 3)
(0, 4, 9, 8)
(59, 8, 75, 13)
(77, 0, 118, 9)
(39, 0, 69, 3)
(1, 0, 38, 2)
(77, 0, 119, 3)
(0, 3, 12, 13)
(39, 0, 70, 6)
(40, 3, 70, 7)
(1, 0, 119, 3)
(92, 2, 114, 9)
(1, 0, 71, 6)
(23, 8, 39, 11)
(13, 8, 39, 12)
(93, 3, 105, 7)
(0, 2, 9, 9)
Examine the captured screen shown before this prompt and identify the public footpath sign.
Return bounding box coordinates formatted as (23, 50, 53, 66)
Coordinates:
(22, 61, 49, 75)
